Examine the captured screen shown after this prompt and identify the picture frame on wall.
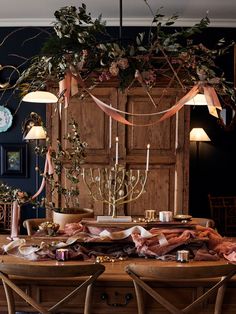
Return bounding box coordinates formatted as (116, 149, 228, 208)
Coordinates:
(0, 143, 28, 178)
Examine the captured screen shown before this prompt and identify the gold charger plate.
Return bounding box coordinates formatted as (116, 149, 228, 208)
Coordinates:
(173, 215, 192, 221)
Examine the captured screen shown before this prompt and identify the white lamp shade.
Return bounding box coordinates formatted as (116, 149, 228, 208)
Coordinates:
(22, 91, 58, 103)
(185, 94, 207, 106)
(190, 128, 211, 142)
(24, 126, 47, 140)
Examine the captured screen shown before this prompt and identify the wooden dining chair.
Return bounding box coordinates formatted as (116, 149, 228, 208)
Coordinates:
(23, 218, 47, 235)
(191, 217, 215, 228)
(0, 262, 105, 314)
(125, 262, 236, 314)
(0, 202, 12, 234)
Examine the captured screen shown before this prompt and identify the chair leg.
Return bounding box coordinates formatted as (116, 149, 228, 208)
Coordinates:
(128, 270, 182, 314)
(214, 277, 227, 314)
(182, 272, 235, 314)
(49, 270, 103, 313)
(2, 280, 15, 314)
(133, 281, 145, 314)
(84, 284, 93, 314)
(0, 273, 48, 314)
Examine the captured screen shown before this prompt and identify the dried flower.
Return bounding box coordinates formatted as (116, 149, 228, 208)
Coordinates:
(109, 62, 119, 77)
(117, 58, 129, 70)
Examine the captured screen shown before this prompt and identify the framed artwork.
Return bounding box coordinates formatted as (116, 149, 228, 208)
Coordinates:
(0, 143, 28, 178)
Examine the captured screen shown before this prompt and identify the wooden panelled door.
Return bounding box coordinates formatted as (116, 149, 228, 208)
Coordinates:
(46, 86, 190, 218)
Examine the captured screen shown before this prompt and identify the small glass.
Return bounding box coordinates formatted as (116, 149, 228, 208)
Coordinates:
(145, 209, 156, 221)
(176, 250, 189, 263)
(56, 248, 69, 261)
(159, 211, 173, 222)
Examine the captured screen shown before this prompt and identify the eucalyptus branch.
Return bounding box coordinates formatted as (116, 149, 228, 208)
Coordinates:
(0, 28, 25, 48)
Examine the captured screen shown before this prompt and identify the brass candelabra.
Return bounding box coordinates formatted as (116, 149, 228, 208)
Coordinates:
(82, 164, 148, 218)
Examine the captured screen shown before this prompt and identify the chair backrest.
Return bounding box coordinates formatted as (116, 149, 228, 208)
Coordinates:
(23, 218, 47, 235)
(208, 194, 236, 235)
(191, 217, 215, 228)
(0, 202, 12, 233)
(126, 262, 235, 280)
(126, 262, 236, 314)
(0, 261, 105, 313)
(0, 261, 104, 278)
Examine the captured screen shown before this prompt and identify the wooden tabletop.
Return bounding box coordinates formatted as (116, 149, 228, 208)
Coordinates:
(0, 234, 234, 282)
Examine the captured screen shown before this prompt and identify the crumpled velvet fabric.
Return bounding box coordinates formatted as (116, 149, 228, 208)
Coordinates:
(2, 224, 236, 262)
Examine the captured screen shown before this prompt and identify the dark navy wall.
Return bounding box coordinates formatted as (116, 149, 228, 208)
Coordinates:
(0, 27, 49, 220)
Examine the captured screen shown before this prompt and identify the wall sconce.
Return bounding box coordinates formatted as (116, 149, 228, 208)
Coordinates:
(24, 125, 47, 140)
(190, 127, 211, 165)
(24, 118, 47, 218)
(22, 91, 58, 103)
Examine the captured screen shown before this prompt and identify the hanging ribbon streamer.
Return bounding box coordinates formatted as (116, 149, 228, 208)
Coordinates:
(89, 94, 133, 126)
(203, 85, 222, 118)
(58, 69, 222, 124)
(88, 92, 172, 117)
(59, 73, 70, 108)
(10, 148, 54, 239)
(159, 84, 200, 122)
(89, 86, 200, 126)
(59, 72, 80, 108)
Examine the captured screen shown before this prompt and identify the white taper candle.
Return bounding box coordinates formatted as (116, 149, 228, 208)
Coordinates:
(146, 144, 150, 171)
(115, 137, 119, 165)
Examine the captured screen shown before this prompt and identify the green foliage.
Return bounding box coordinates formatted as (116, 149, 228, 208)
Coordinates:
(16, 3, 235, 104)
(40, 121, 87, 210)
(0, 182, 29, 204)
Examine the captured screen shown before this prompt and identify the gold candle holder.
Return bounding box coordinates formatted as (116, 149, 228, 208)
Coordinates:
(56, 248, 69, 261)
(82, 164, 148, 218)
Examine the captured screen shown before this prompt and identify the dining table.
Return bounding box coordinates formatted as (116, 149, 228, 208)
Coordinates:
(0, 233, 236, 314)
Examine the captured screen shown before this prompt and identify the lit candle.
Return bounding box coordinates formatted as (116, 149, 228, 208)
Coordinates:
(175, 111, 179, 150)
(146, 144, 150, 171)
(174, 169, 178, 215)
(56, 248, 69, 261)
(115, 137, 119, 165)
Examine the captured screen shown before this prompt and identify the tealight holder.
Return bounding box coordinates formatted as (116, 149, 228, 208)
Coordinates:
(56, 248, 69, 261)
(176, 250, 189, 263)
(159, 211, 173, 222)
(145, 209, 156, 221)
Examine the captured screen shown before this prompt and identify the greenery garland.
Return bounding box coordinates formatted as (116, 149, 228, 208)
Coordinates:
(0, 182, 28, 204)
(16, 2, 235, 105)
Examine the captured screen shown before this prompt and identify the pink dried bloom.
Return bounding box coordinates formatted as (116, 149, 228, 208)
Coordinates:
(117, 58, 129, 69)
(109, 62, 119, 76)
(82, 49, 88, 57)
(141, 70, 157, 86)
(98, 71, 112, 82)
(209, 77, 221, 84)
(179, 52, 190, 62)
(198, 43, 210, 53)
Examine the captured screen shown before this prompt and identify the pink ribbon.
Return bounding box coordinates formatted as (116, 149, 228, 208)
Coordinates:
(159, 84, 200, 122)
(10, 148, 54, 239)
(89, 85, 200, 126)
(59, 72, 81, 108)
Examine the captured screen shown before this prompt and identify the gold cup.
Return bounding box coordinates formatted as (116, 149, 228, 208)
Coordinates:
(145, 209, 156, 221)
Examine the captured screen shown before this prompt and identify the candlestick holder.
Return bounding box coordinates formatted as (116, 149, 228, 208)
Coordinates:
(82, 164, 148, 220)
